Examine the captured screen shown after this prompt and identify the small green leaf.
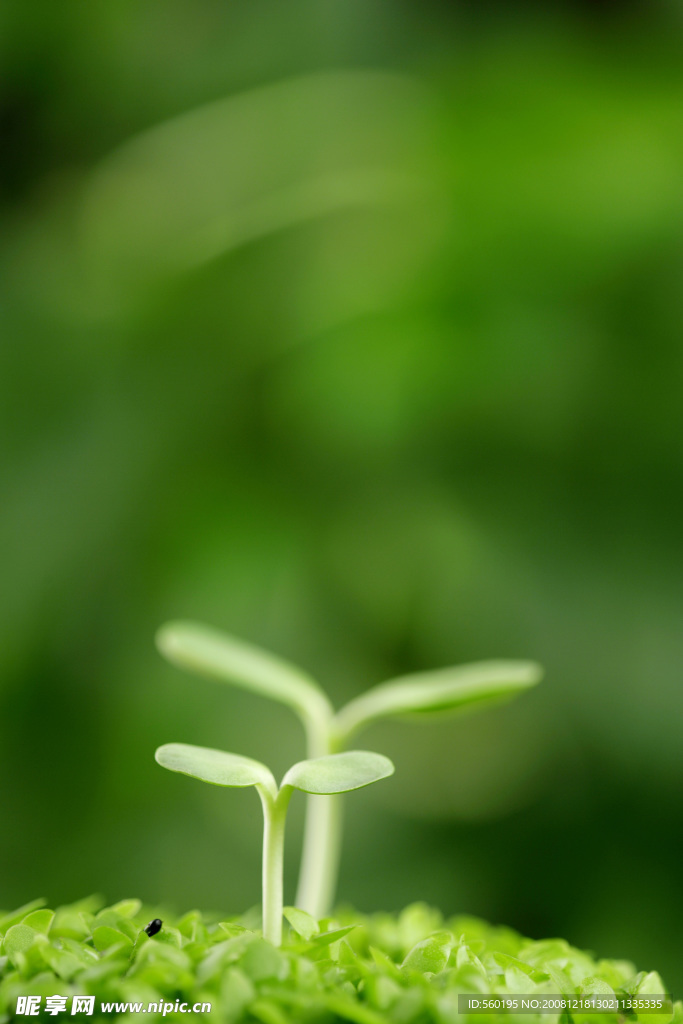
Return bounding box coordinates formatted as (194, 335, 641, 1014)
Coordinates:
(579, 977, 616, 997)
(240, 938, 286, 980)
(364, 972, 402, 1010)
(334, 661, 542, 739)
(0, 898, 46, 931)
(40, 944, 84, 981)
(108, 898, 142, 918)
(453, 961, 489, 993)
(311, 925, 358, 947)
(157, 621, 331, 723)
(177, 910, 208, 942)
(250, 998, 290, 1024)
(60, 936, 99, 964)
(505, 964, 539, 992)
(399, 902, 443, 950)
(92, 925, 134, 952)
(595, 958, 637, 989)
(239, 906, 263, 931)
(402, 932, 454, 974)
(51, 909, 91, 941)
(493, 952, 550, 983)
(635, 971, 668, 995)
(630, 971, 673, 1024)
(369, 946, 403, 980)
(21, 910, 54, 935)
(196, 932, 257, 985)
(220, 968, 255, 1017)
(155, 743, 276, 794)
(154, 924, 183, 947)
(218, 921, 249, 939)
(95, 910, 138, 941)
(69, 894, 106, 913)
(323, 993, 388, 1024)
(2, 924, 37, 957)
(282, 751, 394, 795)
(283, 907, 319, 941)
(338, 940, 361, 969)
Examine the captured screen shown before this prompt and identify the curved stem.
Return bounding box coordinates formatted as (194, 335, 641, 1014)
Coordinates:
(258, 786, 291, 946)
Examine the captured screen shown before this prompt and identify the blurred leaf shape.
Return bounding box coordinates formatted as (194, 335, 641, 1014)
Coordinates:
(156, 621, 332, 725)
(81, 71, 440, 299)
(334, 660, 542, 740)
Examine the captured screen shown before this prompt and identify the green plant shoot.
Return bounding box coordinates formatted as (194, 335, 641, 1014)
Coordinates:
(157, 622, 542, 918)
(154, 744, 393, 946)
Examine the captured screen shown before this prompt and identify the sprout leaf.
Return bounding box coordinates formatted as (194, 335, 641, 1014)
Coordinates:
(334, 660, 542, 740)
(155, 743, 276, 794)
(157, 621, 331, 723)
(282, 751, 394, 795)
(283, 907, 319, 941)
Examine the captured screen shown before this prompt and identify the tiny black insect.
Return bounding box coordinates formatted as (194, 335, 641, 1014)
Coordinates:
(144, 918, 162, 937)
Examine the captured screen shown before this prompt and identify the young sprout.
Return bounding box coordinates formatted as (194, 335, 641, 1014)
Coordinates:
(157, 622, 542, 918)
(154, 743, 393, 946)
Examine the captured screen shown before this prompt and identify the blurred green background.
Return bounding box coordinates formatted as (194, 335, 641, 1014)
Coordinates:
(2, 0, 683, 993)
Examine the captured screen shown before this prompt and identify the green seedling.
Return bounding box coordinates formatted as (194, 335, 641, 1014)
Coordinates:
(157, 621, 542, 918)
(154, 743, 393, 946)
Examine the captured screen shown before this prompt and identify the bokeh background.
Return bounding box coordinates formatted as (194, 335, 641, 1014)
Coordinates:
(2, 0, 683, 993)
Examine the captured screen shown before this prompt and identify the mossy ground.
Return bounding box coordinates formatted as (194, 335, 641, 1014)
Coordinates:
(0, 898, 678, 1023)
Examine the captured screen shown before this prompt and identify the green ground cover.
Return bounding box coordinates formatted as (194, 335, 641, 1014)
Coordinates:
(1, 899, 677, 1024)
